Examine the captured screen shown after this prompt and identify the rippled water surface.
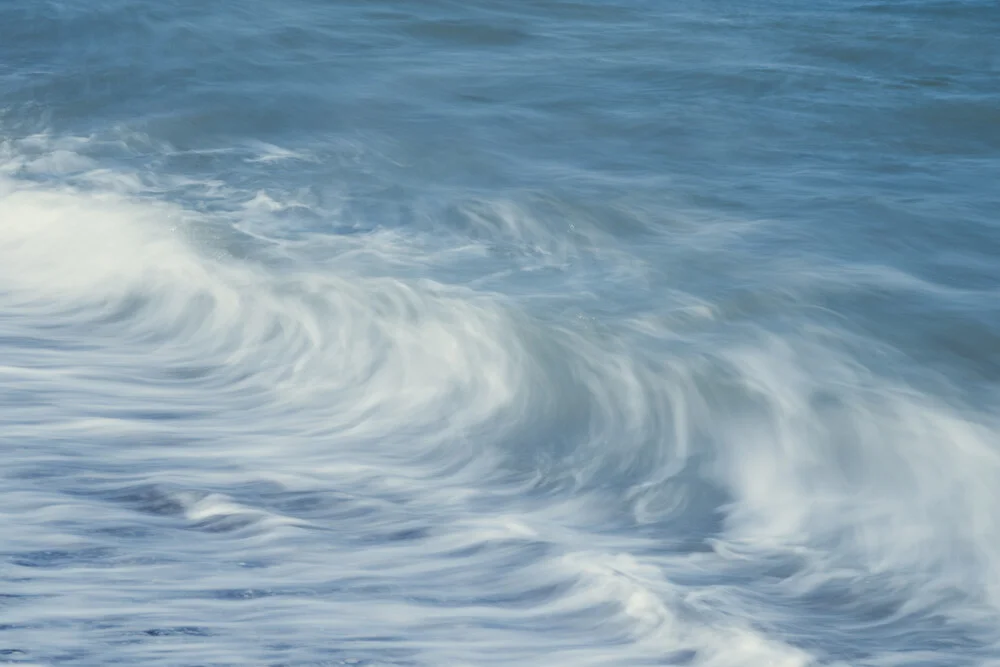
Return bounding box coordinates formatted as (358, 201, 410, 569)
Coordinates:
(2, 1, 1000, 665)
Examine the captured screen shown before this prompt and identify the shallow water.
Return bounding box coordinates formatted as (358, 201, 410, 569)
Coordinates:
(2, 1, 1000, 665)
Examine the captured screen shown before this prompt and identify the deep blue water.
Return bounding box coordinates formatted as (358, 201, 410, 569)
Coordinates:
(2, 1, 1000, 665)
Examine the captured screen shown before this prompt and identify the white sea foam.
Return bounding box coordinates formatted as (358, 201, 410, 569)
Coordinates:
(1, 137, 998, 665)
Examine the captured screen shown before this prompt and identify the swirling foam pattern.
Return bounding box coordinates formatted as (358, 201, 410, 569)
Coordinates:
(2, 1, 1000, 665)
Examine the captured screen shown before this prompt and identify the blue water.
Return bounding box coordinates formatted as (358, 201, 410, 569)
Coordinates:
(2, 1, 999, 665)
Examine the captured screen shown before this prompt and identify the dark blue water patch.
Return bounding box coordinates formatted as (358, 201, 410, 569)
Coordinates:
(108, 407, 212, 422)
(141, 626, 214, 637)
(197, 580, 410, 603)
(357, 526, 431, 544)
(662, 650, 698, 666)
(90, 525, 156, 540)
(84, 483, 283, 535)
(88, 483, 199, 518)
(398, 17, 532, 48)
(8, 547, 116, 569)
(812, 283, 1000, 392)
(0, 595, 31, 607)
(188, 513, 263, 535)
(206, 587, 276, 602)
(0, 333, 99, 354)
(267, 490, 355, 517)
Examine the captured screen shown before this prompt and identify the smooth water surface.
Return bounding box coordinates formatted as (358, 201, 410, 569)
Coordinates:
(2, 1, 1000, 665)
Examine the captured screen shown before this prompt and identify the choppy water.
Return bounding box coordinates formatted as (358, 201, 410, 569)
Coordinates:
(2, 1, 1000, 665)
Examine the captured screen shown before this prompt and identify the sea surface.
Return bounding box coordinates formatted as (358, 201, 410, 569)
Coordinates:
(1, 1, 999, 665)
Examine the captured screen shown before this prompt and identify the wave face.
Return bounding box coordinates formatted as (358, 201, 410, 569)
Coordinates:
(2, 1, 1000, 665)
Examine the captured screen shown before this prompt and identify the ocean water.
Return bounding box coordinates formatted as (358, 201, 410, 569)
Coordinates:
(1, 0, 999, 665)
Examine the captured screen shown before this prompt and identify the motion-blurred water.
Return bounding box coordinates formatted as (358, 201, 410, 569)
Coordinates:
(2, 1, 999, 665)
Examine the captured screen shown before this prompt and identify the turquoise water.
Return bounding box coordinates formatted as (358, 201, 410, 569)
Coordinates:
(1, 1, 999, 665)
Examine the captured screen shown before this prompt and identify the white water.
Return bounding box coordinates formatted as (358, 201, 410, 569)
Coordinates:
(2, 136, 1000, 666)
